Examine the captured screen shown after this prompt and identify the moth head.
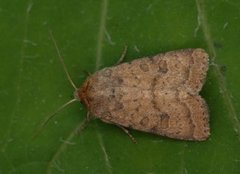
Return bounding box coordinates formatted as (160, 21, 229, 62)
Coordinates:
(75, 80, 92, 109)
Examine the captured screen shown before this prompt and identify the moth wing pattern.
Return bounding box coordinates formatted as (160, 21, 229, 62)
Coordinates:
(78, 48, 209, 141)
(100, 90, 209, 141)
(102, 48, 208, 94)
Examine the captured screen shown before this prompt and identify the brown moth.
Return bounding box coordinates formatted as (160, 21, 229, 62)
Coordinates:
(76, 48, 210, 141)
(44, 33, 209, 141)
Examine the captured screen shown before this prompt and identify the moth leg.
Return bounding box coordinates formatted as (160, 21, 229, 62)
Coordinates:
(101, 115, 136, 143)
(115, 46, 128, 65)
(75, 112, 91, 136)
(86, 111, 91, 121)
(117, 125, 137, 144)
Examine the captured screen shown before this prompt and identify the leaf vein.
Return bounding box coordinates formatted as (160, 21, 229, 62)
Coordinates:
(196, 0, 240, 141)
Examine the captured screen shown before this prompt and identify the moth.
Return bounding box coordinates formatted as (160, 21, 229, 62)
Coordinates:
(41, 33, 209, 141)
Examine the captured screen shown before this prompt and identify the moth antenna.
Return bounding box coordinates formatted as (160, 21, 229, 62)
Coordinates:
(49, 30, 78, 90)
(115, 45, 128, 65)
(32, 98, 77, 139)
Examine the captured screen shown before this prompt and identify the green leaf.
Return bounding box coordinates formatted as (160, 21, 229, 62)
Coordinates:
(1, 0, 240, 173)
